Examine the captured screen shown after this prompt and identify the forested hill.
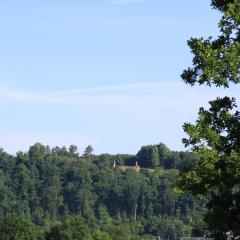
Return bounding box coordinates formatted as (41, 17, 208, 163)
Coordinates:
(0, 143, 205, 240)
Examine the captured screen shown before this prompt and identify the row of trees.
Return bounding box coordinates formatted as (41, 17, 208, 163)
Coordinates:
(136, 143, 200, 169)
(0, 214, 193, 240)
(0, 143, 205, 239)
(42, 143, 200, 170)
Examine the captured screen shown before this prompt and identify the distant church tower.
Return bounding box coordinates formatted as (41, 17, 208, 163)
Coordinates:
(135, 161, 140, 172)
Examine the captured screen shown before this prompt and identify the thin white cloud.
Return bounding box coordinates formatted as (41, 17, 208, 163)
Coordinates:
(0, 82, 239, 155)
(0, 82, 239, 109)
(107, 0, 143, 5)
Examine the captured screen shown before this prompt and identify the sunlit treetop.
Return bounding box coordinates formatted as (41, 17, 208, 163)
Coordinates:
(181, 0, 240, 87)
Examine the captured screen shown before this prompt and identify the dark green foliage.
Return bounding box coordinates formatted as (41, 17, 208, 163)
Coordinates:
(181, 0, 240, 87)
(137, 145, 160, 168)
(145, 216, 191, 240)
(45, 216, 92, 240)
(0, 143, 205, 240)
(92, 230, 111, 240)
(158, 143, 171, 161)
(109, 223, 133, 240)
(136, 143, 199, 170)
(83, 145, 94, 159)
(0, 214, 39, 240)
(179, 0, 240, 239)
(162, 152, 179, 169)
(68, 145, 79, 157)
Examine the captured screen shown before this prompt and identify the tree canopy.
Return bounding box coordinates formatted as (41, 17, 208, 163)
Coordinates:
(178, 0, 240, 239)
(0, 143, 204, 240)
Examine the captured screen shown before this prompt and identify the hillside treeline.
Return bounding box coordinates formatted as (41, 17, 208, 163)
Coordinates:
(0, 143, 205, 240)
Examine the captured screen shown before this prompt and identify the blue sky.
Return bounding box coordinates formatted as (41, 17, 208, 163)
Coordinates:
(0, 0, 238, 155)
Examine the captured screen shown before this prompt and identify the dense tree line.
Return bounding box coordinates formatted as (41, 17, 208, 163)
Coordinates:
(136, 143, 200, 169)
(0, 143, 205, 240)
